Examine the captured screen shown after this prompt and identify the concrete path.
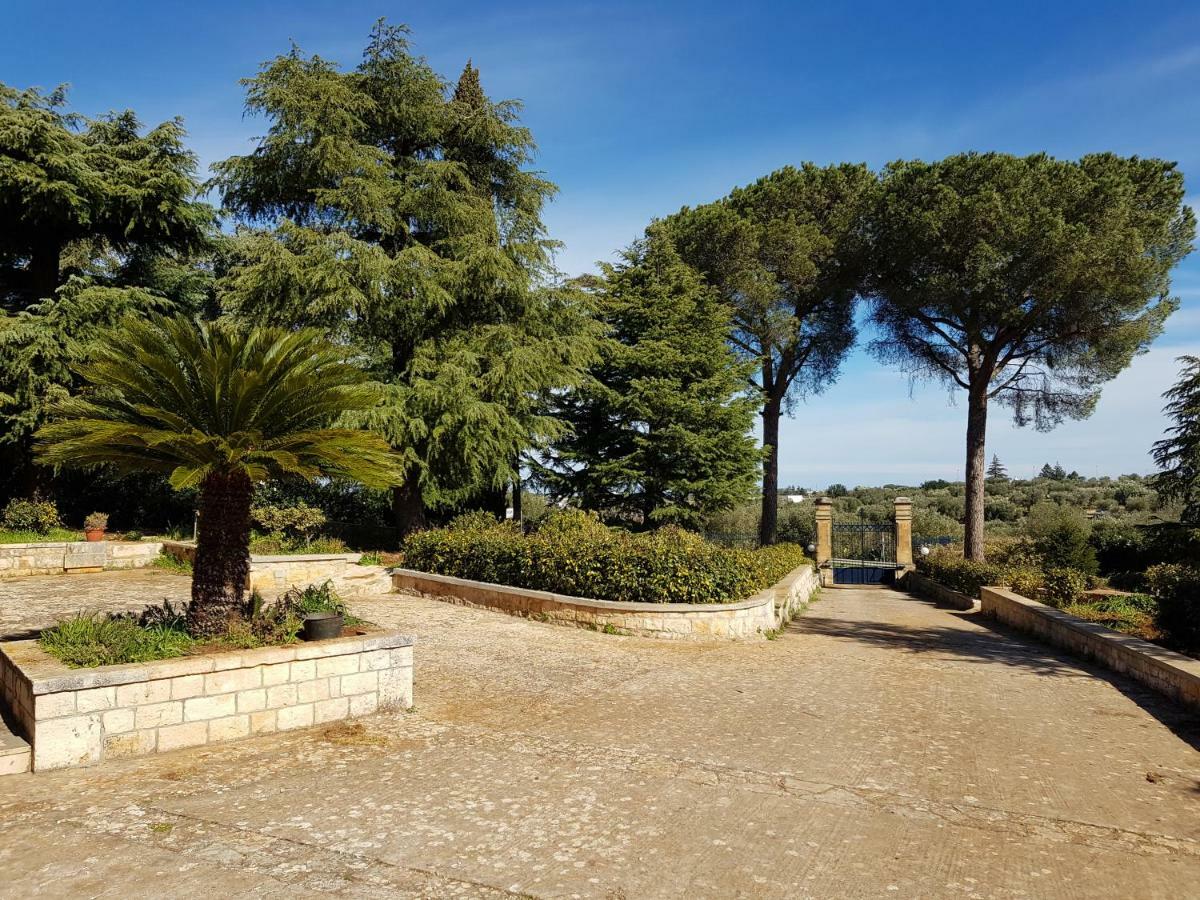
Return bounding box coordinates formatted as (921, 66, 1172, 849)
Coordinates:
(1, 581, 1198, 898)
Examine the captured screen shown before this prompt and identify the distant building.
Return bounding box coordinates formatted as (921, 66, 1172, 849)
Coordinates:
(785, 494, 806, 504)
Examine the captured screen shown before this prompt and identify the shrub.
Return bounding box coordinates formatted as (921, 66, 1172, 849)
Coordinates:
(1007, 569, 1045, 598)
(83, 512, 109, 531)
(2, 498, 61, 534)
(1088, 519, 1147, 574)
(251, 502, 327, 543)
(39, 615, 195, 667)
(1025, 503, 1098, 574)
(1041, 568, 1088, 606)
(403, 510, 809, 604)
(1146, 564, 1200, 652)
(915, 549, 1008, 597)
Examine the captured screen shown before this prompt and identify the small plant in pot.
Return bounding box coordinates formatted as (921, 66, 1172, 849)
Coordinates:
(83, 512, 109, 542)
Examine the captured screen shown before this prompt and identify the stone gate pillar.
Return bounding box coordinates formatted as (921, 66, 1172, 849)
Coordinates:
(894, 496, 913, 577)
(815, 497, 833, 585)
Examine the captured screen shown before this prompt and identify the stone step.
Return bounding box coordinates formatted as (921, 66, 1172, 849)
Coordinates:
(0, 719, 30, 777)
(336, 565, 395, 595)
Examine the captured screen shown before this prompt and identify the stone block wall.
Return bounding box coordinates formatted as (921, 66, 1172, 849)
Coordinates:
(161, 543, 390, 598)
(0, 541, 164, 578)
(392, 562, 819, 641)
(0, 631, 414, 771)
(980, 587, 1200, 711)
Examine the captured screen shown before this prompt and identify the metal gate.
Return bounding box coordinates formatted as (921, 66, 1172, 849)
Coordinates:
(832, 522, 896, 585)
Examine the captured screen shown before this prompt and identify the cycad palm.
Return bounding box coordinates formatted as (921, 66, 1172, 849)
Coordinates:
(37, 316, 402, 636)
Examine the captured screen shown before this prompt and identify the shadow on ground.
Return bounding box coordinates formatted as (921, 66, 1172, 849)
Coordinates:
(789, 592, 1200, 752)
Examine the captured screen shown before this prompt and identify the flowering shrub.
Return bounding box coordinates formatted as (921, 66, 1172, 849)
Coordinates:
(402, 510, 810, 604)
(1, 498, 61, 534)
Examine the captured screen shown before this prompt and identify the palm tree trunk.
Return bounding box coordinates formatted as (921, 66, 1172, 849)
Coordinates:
(188, 470, 253, 637)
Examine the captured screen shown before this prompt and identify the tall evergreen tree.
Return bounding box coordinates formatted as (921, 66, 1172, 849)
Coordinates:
(539, 229, 761, 529)
(867, 153, 1193, 561)
(1153, 355, 1200, 524)
(665, 163, 875, 544)
(986, 455, 1008, 479)
(213, 23, 595, 535)
(0, 83, 215, 498)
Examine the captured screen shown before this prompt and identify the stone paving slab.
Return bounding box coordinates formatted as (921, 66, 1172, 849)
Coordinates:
(0, 577, 1198, 897)
(0, 570, 191, 640)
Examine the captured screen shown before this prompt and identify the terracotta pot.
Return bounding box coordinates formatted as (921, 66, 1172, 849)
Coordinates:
(84, 528, 106, 543)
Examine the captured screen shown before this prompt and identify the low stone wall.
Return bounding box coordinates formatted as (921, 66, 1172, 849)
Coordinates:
(980, 587, 1200, 712)
(0, 630, 414, 771)
(391, 563, 819, 641)
(902, 571, 977, 611)
(162, 542, 388, 597)
(0, 541, 163, 578)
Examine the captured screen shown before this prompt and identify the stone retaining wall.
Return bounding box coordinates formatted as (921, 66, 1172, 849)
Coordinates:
(0, 541, 163, 578)
(980, 586, 1200, 712)
(902, 571, 977, 611)
(161, 542, 388, 597)
(0, 631, 414, 771)
(391, 563, 819, 641)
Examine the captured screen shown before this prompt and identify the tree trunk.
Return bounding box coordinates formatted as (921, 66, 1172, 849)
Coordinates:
(758, 396, 782, 546)
(29, 242, 62, 303)
(964, 382, 989, 562)
(187, 470, 253, 638)
(392, 469, 426, 538)
(511, 470, 523, 523)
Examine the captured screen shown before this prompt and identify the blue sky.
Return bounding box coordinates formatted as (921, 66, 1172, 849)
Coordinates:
(4, 1, 1198, 487)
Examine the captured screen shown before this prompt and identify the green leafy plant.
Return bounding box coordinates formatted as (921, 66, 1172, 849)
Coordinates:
(1025, 503, 1098, 574)
(150, 552, 193, 575)
(403, 510, 809, 605)
(1041, 568, 1089, 606)
(83, 512, 109, 531)
(39, 615, 195, 667)
(35, 316, 401, 637)
(2, 497, 61, 534)
(1146, 563, 1200, 652)
(251, 502, 326, 544)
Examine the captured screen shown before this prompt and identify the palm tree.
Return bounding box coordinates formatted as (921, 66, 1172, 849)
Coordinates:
(36, 316, 402, 636)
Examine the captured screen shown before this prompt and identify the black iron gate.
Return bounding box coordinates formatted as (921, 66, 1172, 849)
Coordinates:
(832, 522, 896, 584)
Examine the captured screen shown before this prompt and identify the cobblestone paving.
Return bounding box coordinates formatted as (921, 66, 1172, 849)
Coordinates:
(1, 576, 1199, 898)
(0, 570, 191, 639)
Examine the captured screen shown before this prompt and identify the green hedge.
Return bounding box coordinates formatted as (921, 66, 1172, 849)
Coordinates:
(402, 510, 810, 604)
(1146, 564, 1200, 652)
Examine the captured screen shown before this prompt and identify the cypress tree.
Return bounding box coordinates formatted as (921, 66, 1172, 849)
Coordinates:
(540, 228, 761, 529)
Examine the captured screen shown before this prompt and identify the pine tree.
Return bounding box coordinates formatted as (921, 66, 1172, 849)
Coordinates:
(213, 22, 596, 534)
(868, 153, 1192, 560)
(986, 455, 1008, 479)
(539, 229, 761, 529)
(665, 163, 875, 544)
(1153, 355, 1200, 523)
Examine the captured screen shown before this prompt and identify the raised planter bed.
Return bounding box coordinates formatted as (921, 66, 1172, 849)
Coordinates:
(0, 629, 414, 772)
(392, 562, 819, 640)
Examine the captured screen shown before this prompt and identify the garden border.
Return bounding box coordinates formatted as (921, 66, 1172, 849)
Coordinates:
(0, 629, 414, 771)
(390, 562, 819, 640)
(0, 541, 164, 577)
(979, 586, 1200, 712)
(902, 571, 977, 611)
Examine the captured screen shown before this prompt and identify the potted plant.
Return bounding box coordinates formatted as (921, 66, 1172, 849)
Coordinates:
(83, 512, 109, 542)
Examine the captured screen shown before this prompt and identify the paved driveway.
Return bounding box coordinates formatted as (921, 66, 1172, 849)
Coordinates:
(1, 580, 1198, 898)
